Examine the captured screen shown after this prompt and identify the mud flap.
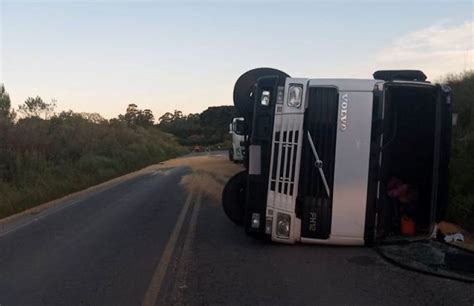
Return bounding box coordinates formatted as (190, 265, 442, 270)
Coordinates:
(377, 240, 474, 283)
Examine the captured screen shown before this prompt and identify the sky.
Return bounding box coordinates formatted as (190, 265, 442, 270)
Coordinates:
(1, 0, 473, 120)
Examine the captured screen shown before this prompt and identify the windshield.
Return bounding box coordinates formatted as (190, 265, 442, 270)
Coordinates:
(233, 119, 245, 135)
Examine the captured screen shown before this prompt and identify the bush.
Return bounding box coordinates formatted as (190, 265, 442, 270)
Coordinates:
(0, 114, 186, 218)
(445, 71, 474, 230)
(158, 106, 236, 146)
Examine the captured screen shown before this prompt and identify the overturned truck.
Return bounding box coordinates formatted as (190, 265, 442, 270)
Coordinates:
(222, 68, 453, 245)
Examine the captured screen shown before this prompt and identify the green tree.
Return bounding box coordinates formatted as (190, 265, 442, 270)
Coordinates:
(118, 103, 139, 127)
(0, 84, 11, 117)
(136, 109, 154, 128)
(118, 104, 154, 128)
(18, 96, 56, 119)
(445, 71, 474, 135)
(80, 112, 106, 124)
(0, 84, 16, 122)
(158, 106, 235, 146)
(158, 112, 175, 124)
(173, 110, 183, 119)
(0, 84, 15, 180)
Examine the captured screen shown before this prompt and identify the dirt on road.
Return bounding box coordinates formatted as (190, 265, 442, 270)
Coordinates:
(164, 154, 243, 202)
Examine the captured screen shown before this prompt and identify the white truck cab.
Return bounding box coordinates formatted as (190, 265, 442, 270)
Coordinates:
(228, 117, 245, 162)
(223, 68, 452, 246)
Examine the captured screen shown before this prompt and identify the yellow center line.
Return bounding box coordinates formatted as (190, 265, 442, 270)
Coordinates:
(171, 192, 203, 304)
(142, 191, 195, 306)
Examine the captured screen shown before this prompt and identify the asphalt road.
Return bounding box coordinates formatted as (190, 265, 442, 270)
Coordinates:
(0, 154, 472, 306)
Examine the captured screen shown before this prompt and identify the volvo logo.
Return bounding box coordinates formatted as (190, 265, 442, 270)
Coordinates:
(340, 94, 349, 131)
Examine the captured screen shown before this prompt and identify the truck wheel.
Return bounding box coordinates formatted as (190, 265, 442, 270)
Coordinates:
(228, 149, 234, 161)
(222, 171, 247, 225)
(233, 68, 290, 116)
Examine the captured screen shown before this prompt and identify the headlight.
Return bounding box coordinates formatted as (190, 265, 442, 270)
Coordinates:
(276, 212, 291, 238)
(261, 90, 270, 106)
(251, 213, 260, 229)
(287, 85, 303, 108)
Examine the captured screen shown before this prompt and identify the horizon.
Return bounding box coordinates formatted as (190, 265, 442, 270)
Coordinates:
(1, 1, 473, 119)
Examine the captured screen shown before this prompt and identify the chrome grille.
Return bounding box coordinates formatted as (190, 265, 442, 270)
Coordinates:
(298, 87, 339, 239)
(270, 119, 299, 196)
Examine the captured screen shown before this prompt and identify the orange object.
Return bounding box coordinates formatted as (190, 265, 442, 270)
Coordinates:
(401, 216, 416, 236)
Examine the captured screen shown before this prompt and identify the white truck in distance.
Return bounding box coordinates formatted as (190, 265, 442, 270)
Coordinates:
(228, 117, 245, 162)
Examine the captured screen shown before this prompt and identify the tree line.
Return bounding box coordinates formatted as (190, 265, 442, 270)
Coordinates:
(0, 86, 185, 217)
(158, 106, 237, 147)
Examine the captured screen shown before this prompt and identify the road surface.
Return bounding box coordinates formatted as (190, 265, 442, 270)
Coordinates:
(0, 153, 472, 306)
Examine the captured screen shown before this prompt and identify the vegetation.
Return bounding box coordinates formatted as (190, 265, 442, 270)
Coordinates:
(445, 71, 474, 230)
(158, 106, 236, 147)
(0, 88, 185, 218)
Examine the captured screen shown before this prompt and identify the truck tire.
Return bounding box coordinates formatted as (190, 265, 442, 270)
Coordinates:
(229, 148, 234, 161)
(233, 68, 290, 116)
(222, 171, 247, 225)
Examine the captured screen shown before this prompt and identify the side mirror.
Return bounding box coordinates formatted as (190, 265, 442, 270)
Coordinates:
(229, 123, 233, 134)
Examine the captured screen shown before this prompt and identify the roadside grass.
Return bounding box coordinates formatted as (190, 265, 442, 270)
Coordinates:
(0, 119, 187, 219)
(0, 150, 186, 218)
